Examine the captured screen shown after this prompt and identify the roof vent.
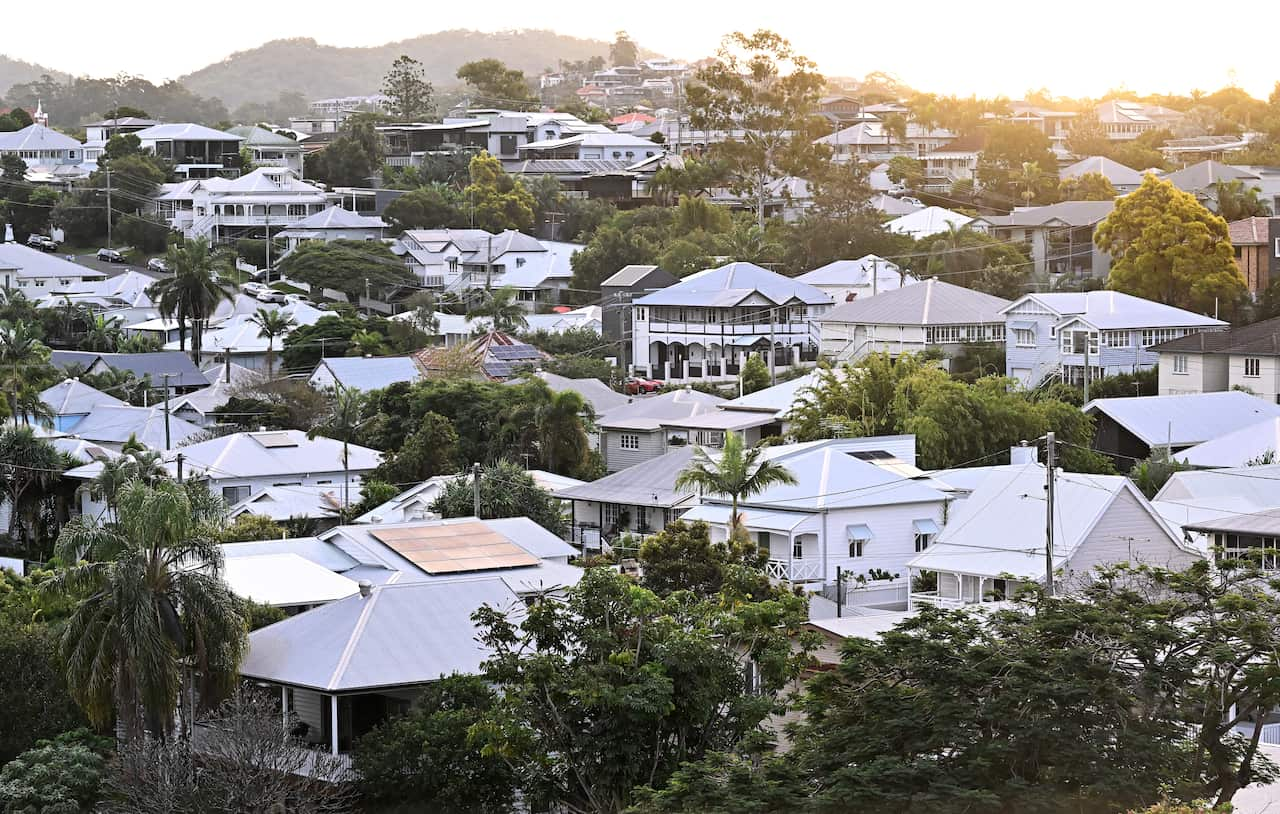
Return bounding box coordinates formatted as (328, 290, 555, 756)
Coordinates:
(369, 514, 383, 524)
(358, 580, 373, 598)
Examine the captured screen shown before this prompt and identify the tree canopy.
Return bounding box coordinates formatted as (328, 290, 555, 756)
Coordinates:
(456, 59, 537, 109)
(275, 239, 415, 300)
(381, 54, 435, 120)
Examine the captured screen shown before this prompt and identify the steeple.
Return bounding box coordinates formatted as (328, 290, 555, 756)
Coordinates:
(33, 99, 47, 126)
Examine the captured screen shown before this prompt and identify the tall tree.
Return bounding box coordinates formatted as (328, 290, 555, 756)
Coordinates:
(309, 387, 369, 511)
(0, 320, 51, 426)
(975, 123, 1059, 206)
(1094, 174, 1247, 316)
(460, 152, 535, 232)
(49, 481, 247, 740)
(675, 432, 797, 540)
(456, 59, 537, 109)
(1065, 110, 1110, 157)
(610, 31, 639, 67)
(249, 308, 295, 375)
(1058, 171, 1118, 201)
(430, 460, 567, 537)
(1213, 178, 1271, 221)
(686, 30, 830, 230)
(148, 239, 234, 364)
(469, 285, 529, 333)
(0, 428, 64, 554)
(383, 183, 460, 230)
(381, 55, 435, 121)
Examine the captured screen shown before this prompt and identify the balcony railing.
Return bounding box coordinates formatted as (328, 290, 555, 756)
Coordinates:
(765, 558, 824, 582)
(909, 591, 966, 609)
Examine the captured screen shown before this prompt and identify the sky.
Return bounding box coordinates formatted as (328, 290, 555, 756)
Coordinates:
(4, 0, 1277, 101)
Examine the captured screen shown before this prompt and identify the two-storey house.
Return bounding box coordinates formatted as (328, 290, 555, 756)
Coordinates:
(133, 123, 244, 179)
(970, 200, 1116, 281)
(0, 243, 105, 295)
(155, 167, 330, 244)
(631, 262, 832, 383)
(1002, 291, 1226, 388)
(0, 122, 85, 171)
(227, 126, 306, 175)
(815, 121, 956, 163)
(393, 228, 577, 304)
(596, 388, 725, 473)
(1153, 316, 1280, 402)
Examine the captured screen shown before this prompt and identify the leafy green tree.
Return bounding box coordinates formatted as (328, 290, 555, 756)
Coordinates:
(1128, 448, 1193, 498)
(215, 513, 284, 543)
(1059, 171, 1118, 201)
(306, 117, 382, 187)
(1213, 178, 1271, 221)
(275, 239, 414, 301)
(354, 674, 516, 813)
(609, 31, 639, 66)
(502, 380, 592, 476)
(568, 224, 657, 298)
(370, 411, 459, 485)
(381, 54, 435, 120)
(49, 481, 247, 740)
(687, 30, 830, 230)
(637, 520, 769, 599)
(456, 59, 536, 109)
(430, 460, 567, 537)
(975, 123, 1059, 206)
(149, 239, 235, 363)
(0, 729, 111, 814)
(470, 567, 813, 814)
(886, 155, 925, 190)
(383, 184, 460, 230)
(248, 307, 294, 375)
(971, 263, 1031, 300)
(0, 611, 88, 763)
(468, 285, 528, 333)
(1095, 174, 1247, 317)
(0, 428, 65, 555)
(460, 152, 535, 233)
(1065, 110, 1110, 157)
(675, 432, 797, 540)
(739, 354, 770, 395)
(280, 313, 397, 373)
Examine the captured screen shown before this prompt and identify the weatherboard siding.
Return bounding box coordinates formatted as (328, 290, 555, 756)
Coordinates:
(602, 428, 666, 472)
(1158, 352, 1226, 396)
(1066, 488, 1199, 582)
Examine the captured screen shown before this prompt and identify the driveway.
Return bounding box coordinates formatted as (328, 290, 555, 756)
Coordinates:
(67, 252, 166, 282)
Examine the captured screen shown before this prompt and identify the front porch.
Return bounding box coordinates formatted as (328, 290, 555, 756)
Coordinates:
(908, 570, 1020, 609)
(638, 338, 819, 383)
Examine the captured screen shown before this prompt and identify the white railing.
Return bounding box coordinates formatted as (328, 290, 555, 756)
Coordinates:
(909, 591, 966, 609)
(188, 212, 217, 238)
(385, 155, 414, 167)
(766, 558, 824, 582)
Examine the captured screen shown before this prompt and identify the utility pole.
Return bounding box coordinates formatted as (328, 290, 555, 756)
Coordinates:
(264, 211, 271, 284)
(768, 305, 777, 386)
(835, 566, 844, 618)
(1044, 431, 1056, 597)
(471, 462, 482, 518)
(871, 258, 879, 298)
(161, 373, 173, 451)
(319, 337, 328, 359)
(364, 278, 371, 317)
(175, 453, 185, 483)
(1082, 332, 1090, 404)
(105, 168, 113, 250)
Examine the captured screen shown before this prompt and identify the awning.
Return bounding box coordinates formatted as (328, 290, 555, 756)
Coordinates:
(912, 519, 941, 535)
(730, 335, 767, 347)
(680, 504, 818, 533)
(1008, 321, 1036, 331)
(846, 523, 873, 540)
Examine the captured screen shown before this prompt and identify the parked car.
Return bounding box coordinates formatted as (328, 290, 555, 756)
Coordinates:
(146, 258, 168, 273)
(96, 248, 124, 263)
(26, 234, 58, 252)
(900, 197, 923, 208)
(624, 376, 664, 395)
(241, 282, 269, 298)
(283, 293, 312, 305)
(254, 288, 287, 304)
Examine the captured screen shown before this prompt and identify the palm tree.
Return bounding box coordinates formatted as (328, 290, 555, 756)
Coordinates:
(675, 432, 797, 541)
(81, 313, 123, 352)
(0, 427, 64, 553)
(1016, 161, 1046, 206)
(92, 445, 169, 522)
(309, 388, 369, 510)
(149, 239, 234, 364)
(714, 219, 783, 266)
(469, 286, 529, 333)
(1214, 179, 1271, 221)
(929, 222, 983, 285)
(346, 329, 389, 357)
(49, 480, 247, 741)
(248, 308, 295, 374)
(0, 320, 51, 426)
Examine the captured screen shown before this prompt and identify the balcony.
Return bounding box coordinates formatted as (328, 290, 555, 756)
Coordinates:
(765, 558, 824, 582)
(909, 591, 966, 609)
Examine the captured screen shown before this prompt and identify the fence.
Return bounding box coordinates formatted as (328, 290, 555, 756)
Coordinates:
(821, 577, 910, 610)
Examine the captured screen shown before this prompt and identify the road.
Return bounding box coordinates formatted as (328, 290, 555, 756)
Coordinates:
(65, 252, 166, 282)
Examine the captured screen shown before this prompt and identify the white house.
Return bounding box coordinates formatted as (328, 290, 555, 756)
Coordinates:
(630, 262, 833, 384)
(971, 201, 1116, 280)
(908, 462, 1201, 608)
(1084, 391, 1280, 464)
(1153, 316, 1280, 402)
(0, 122, 84, 171)
(1001, 291, 1227, 388)
(226, 126, 306, 174)
(393, 229, 579, 306)
(819, 278, 1009, 363)
(276, 206, 387, 253)
(516, 132, 663, 164)
(81, 117, 159, 164)
(816, 121, 956, 164)
(133, 122, 243, 179)
(154, 167, 330, 244)
(39, 378, 126, 433)
(162, 300, 324, 371)
(884, 206, 972, 239)
(794, 255, 914, 304)
(0, 244, 106, 296)
(354, 470, 583, 526)
(64, 404, 203, 453)
(597, 388, 725, 472)
(1059, 156, 1145, 195)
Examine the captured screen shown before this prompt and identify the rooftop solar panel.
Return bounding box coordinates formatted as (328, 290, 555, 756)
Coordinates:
(252, 432, 299, 448)
(369, 522, 539, 574)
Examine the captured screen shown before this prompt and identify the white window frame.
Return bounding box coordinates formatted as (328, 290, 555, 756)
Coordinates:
(619, 433, 640, 450)
(1245, 357, 1262, 378)
(1014, 328, 1035, 347)
(914, 532, 934, 552)
(1173, 354, 1188, 374)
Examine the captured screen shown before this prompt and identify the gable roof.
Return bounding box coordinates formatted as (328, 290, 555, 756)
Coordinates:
(171, 430, 381, 479)
(820, 278, 1010, 326)
(720, 369, 827, 414)
(909, 463, 1186, 580)
(239, 577, 520, 692)
(632, 262, 831, 308)
(40, 378, 125, 415)
(1150, 316, 1280, 356)
(134, 122, 242, 142)
(1002, 291, 1225, 330)
(413, 332, 547, 381)
(884, 207, 972, 238)
(795, 255, 909, 288)
(313, 356, 423, 391)
(221, 553, 359, 607)
(975, 200, 1115, 229)
(226, 125, 302, 147)
(1162, 160, 1258, 193)
(69, 404, 202, 448)
(279, 206, 386, 231)
(0, 124, 82, 152)
(0, 244, 105, 280)
(1083, 391, 1280, 447)
(515, 370, 630, 415)
(1227, 216, 1273, 246)
(597, 388, 725, 431)
(1059, 156, 1144, 186)
(556, 445, 698, 506)
(226, 485, 348, 521)
(601, 264, 678, 289)
(48, 350, 208, 388)
(1177, 417, 1280, 469)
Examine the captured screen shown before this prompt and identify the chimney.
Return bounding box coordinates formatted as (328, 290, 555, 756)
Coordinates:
(1010, 442, 1038, 465)
(358, 580, 373, 599)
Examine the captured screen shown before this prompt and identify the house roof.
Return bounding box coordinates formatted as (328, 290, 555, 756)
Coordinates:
(795, 255, 909, 288)
(226, 485, 350, 521)
(1001, 291, 1225, 330)
(975, 200, 1115, 229)
(170, 430, 380, 480)
(720, 369, 829, 414)
(0, 124, 82, 152)
(815, 121, 954, 146)
(221, 536, 358, 572)
(601, 264, 675, 289)
(413, 331, 547, 381)
(0, 244, 105, 280)
(1059, 156, 1144, 186)
(1162, 160, 1258, 193)
(352, 470, 582, 525)
(1182, 507, 1280, 537)
(221, 553, 359, 607)
(884, 207, 972, 238)
(1083, 391, 1280, 447)
(1177, 417, 1280, 469)
(239, 577, 521, 692)
(134, 122, 242, 142)
(513, 370, 630, 415)
(632, 262, 831, 308)
(1155, 463, 1280, 508)
(164, 374, 259, 419)
(226, 125, 302, 148)
(48, 350, 208, 388)
(1227, 216, 1273, 246)
(820, 278, 1010, 326)
(909, 463, 1186, 580)
(1150, 316, 1280, 356)
(557, 446, 698, 507)
(597, 388, 725, 431)
(312, 356, 423, 391)
(277, 206, 386, 231)
(49, 437, 119, 465)
(40, 378, 125, 415)
(68, 404, 202, 448)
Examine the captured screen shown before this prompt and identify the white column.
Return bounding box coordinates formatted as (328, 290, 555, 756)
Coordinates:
(663, 361, 671, 380)
(791, 345, 800, 367)
(281, 686, 288, 732)
(329, 694, 339, 756)
(682, 359, 690, 380)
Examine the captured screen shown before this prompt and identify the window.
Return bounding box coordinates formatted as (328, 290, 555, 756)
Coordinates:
(515, 257, 526, 267)
(619, 433, 640, 450)
(1245, 357, 1262, 377)
(1142, 328, 1185, 348)
(792, 538, 803, 558)
(1102, 330, 1130, 348)
(757, 531, 771, 557)
(914, 532, 933, 552)
(635, 506, 648, 530)
(849, 539, 866, 557)
(847, 524, 871, 557)
(1216, 532, 1280, 570)
(1014, 328, 1035, 347)
(663, 507, 677, 527)
(222, 485, 251, 504)
(603, 503, 621, 528)
(1173, 354, 1188, 374)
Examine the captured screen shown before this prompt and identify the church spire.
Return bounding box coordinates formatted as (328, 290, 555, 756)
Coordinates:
(33, 99, 47, 126)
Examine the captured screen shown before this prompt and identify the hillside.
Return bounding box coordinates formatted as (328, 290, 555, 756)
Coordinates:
(0, 55, 66, 99)
(179, 30, 614, 110)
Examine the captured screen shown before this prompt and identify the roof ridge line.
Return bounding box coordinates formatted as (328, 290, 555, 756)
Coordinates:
(327, 586, 382, 690)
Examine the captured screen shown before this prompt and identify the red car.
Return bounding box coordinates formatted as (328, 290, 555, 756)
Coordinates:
(624, 376, 663, 395)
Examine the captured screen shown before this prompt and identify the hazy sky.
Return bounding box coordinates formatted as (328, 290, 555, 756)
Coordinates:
(5, 0, 1276, 100)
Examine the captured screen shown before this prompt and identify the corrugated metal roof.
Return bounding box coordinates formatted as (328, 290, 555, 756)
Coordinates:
(1001, 291, 1225, 330)
(68, 404, 202, 448)
(556, 446, 698, 506)
(1084, 391, 1280, 447)
(40, 379, 125, 415)
(1151, 316, 1280, 356)
(884, 206, 972, 238)
(1058, 156, 1144, 185)
(170, 430, 381, 480)
(1178, 418, 1280, 468)
(821, 278, 1010, 326)
(597, 388, 725, 430)
(314, 357, 423, 391)
(221, 553, 359, 607)
(633, 262, 832, 308)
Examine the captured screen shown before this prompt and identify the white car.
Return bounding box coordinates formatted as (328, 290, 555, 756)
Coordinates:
(254, 288, 287, 304)
(241, 282, 269, 297)
(283, 293, 312, 305)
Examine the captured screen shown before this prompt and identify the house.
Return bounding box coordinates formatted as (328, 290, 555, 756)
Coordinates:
(1226, 217, 1279, 296)
(907, 462, 1199, 607)
(815, 122, 956, 164)
(81, 116, 159, 162)
(819, 278, 1010, 364)
(1178, 417, 1280, 468)
(1083, 391, 1280, 464)
(157, 167, 331, 245)
(715, 368, 829, 435)
(47, 350, 208, 391)
(161, 364, 264, 427)
(162, 301, 324, 371)
(308, 356, 424, 392)
(354, 470, 583, 526)
(1153, 464, 1280, 552)
(795, 255, 914, 304)
(63, 403, 202, 452)
(378, 109, 610, 169)
(630, 262, 832, 384)
(219, 552, 359, 613)
(0, 244, 105, 296)
(520, 304, 602, 334)
(1095, 100, 1183, 141)
(226, 126, 306, 174)
(680, 437, 944, 589)
(556, 446, 699, 548)
(1180, 508, 1280, 572)
(1153, 317, 1280, 401)
(971, 200, 1116, 280)
(510, 370, 630, 417)
(1058, 156, 1145, 195)
(883, 206, 972, 240)
(596, 388, 725, 472)
(0, 123, 84, 170)
(516, 132, 662, 164)
(1161, 161, 1261, 211)
(133, 122, 243, 179)
(1001, 290, 1226, 388)
(226, 485, 350, 527)
(39, 378, 126, 432)
(1007, 104, 1077, 150)
(412, 331, 547, 381)
(276, 207, 387, 253)
(165, 429, 381, 508)
(393, 229, 578, 304)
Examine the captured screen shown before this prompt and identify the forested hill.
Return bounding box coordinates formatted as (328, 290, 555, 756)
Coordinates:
(179, 30, 614, 110)
(0, 56, 66, 99)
